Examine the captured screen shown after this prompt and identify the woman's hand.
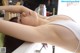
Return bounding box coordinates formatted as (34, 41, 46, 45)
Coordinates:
(20, 11, 39, 26)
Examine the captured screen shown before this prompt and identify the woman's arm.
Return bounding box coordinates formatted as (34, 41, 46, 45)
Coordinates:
(0, 19, 58, 43)
(0, 6, 32, 13)
(0, 6, 48, 19)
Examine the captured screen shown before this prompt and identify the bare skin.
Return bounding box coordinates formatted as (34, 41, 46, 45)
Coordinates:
(0, 6, 80, 53)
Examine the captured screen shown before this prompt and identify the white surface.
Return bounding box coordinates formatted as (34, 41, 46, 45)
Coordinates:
(58, 0, 80, 23)
(12, 42, 53, 53)
(55, 46, 72, 53)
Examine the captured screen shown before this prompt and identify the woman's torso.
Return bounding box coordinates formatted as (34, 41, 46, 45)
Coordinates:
(47, 15, 80, 52)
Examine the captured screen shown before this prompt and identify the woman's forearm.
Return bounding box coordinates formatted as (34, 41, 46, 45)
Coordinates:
(0, 6, 23, 13)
